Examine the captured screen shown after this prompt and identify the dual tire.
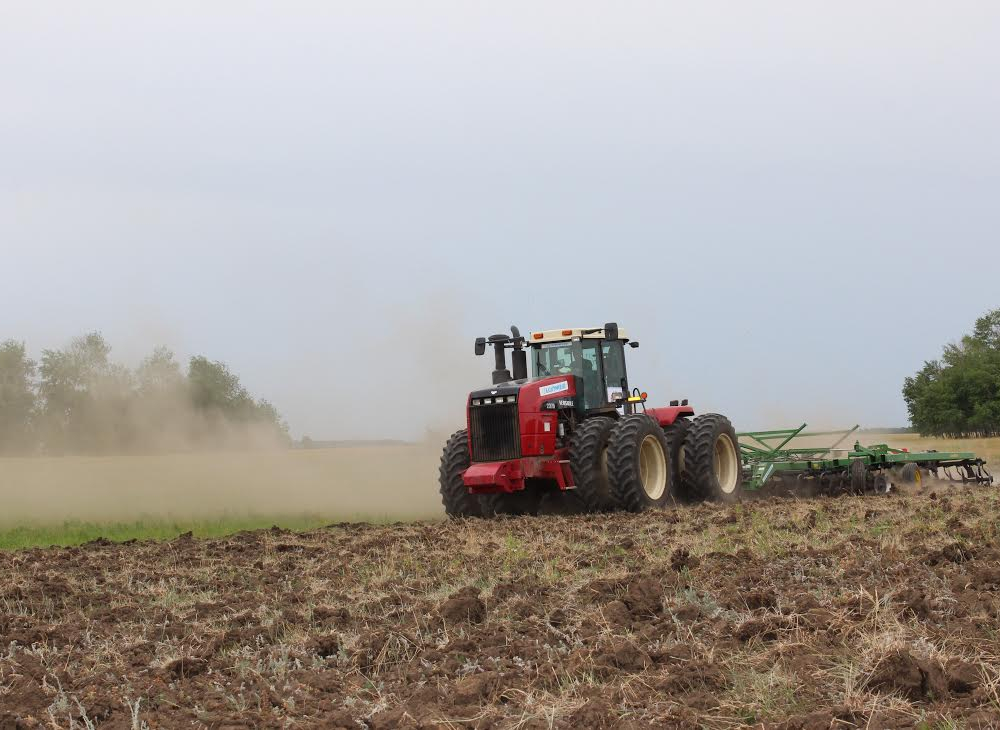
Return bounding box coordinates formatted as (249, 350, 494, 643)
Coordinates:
(569, 414, 674, 512)
(569, 412, 744, 512)
(672, 414, 743, 504)
(606, 415, 673, 512)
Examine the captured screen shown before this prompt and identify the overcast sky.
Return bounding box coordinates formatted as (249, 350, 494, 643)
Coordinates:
(2, 2, 998, 439)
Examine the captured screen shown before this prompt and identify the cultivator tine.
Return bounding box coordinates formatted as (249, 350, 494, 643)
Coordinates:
(935, 460, 994, 486)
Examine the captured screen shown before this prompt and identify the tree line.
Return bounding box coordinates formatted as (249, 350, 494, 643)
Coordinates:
(0, 333, 289, 455)
(903, 308, 1000, 438)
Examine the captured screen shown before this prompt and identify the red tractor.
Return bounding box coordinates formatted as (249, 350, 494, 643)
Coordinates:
(439, 323, 744, 516)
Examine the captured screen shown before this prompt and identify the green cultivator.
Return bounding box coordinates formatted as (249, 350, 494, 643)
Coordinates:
(739, 424, 994, 494)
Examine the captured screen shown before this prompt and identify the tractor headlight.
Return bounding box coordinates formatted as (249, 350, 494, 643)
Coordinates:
(472, 399, 482, 406)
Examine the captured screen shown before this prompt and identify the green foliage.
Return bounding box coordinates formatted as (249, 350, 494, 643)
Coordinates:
(0, 340, 37, 453)
(0, 333, 289, 454)
(188, 356, 290, 442)
(903, 309, 1000, 437)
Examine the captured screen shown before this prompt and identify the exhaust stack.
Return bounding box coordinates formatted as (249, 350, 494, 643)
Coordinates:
(475, 326, 527, 384)
(511, 326, 527, 380)
(488, 334, 511, 384)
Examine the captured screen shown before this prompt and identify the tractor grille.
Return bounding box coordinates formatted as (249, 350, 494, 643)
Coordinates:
(469, 402, 521, 462)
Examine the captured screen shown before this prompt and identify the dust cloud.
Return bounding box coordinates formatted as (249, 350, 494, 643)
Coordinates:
(0, 444, 447, 526)
(1, 298, 495, 525)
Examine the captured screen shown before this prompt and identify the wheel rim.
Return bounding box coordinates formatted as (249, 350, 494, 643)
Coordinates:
(714, 433, 739, 494)
(639, 434, 667, 500)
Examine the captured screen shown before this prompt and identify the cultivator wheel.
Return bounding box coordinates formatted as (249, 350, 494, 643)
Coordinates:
(850, 458, 867, 494)
(685, 414, 743, 503)
(607, 414, 672, 512)
(900, 463, 922, 487)
(568, 416, 619, 513)
(439, 429, 483, 518)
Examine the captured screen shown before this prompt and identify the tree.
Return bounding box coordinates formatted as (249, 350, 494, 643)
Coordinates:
(3, 333, 291, 453)
(188, 356, 253, 415)
(0, 340, 37, 453)
(136, 346, 184, 396)
(903, 309, 1000, 438)
(187, 356, 289, 444)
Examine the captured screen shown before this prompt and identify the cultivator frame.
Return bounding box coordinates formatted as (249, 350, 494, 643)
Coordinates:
(738, 424, 994, 494)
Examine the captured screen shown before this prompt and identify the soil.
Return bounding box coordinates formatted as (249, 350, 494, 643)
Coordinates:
(2, 487, 999, 728)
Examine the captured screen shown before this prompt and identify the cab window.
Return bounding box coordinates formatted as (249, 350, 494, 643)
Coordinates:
(602, 341, 627, 406)
(579, 340, 603, 410)
(531, 340, 605, 410)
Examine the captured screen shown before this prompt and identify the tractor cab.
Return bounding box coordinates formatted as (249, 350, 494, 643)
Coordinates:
(527, 325, 636, 413)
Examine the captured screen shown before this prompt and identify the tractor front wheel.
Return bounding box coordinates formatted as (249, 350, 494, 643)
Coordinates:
(439, 430, 483, 518)
(607, 415, 672, 512)
(568, 416, 619, 512)
(685, 414, 743, 502)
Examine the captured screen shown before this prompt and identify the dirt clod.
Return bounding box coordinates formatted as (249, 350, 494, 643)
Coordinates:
(439, 587, 486, 623)
(868, 649, 948, 701)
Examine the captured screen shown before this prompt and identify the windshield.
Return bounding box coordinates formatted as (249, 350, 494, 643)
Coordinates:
(532, 340, 604, 409)
(532, 342, 576, 376)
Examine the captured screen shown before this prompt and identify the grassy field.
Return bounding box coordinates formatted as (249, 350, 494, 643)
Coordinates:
(0, 434, 996, 549)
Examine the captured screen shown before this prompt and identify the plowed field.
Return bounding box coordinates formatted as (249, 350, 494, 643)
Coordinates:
(3, 487, 1000, 728)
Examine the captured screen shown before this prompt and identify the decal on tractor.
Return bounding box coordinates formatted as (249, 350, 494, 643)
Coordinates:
(539, 381, 569, 397)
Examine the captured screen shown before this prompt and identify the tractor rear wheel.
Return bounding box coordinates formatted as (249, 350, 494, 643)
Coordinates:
(663, 417, 693, 503)
(439, 430, 483, 518)
(607, 414, 672, 512)
(685, 414, 743, 502)
(568, 416, 619, 512)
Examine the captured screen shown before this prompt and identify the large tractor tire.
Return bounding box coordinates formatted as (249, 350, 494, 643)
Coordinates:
(568, 416, 619, 512)
(481, 489, 541, 516)
(607, 414, 672, 512)
(663, 417, 694, 503)
(685, 414, 743, 503)
(439, 430, 483, 518)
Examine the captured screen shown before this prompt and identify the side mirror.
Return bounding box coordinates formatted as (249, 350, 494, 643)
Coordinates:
(629, 341, 639, 348)
(474, 337, 486, 356)
(603, 322, 619, 341)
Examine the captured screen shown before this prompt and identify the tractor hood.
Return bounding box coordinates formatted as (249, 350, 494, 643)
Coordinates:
(468, 375, 578, 411)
